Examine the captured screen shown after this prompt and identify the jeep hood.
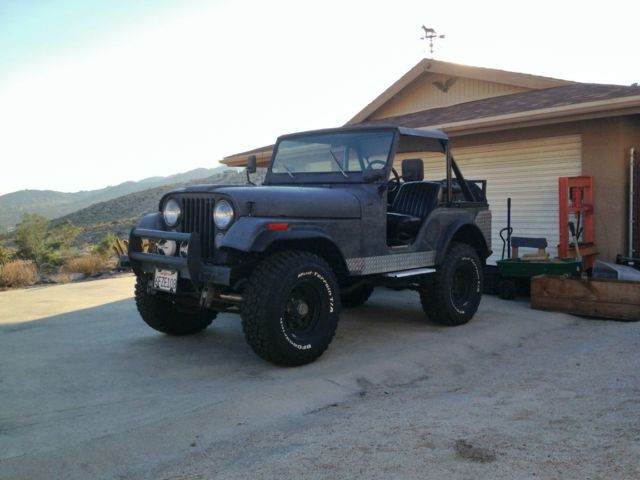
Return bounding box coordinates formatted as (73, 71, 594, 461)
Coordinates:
(184, 185, 361, 219)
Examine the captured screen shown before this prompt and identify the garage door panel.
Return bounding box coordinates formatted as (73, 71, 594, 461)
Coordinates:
(416, 135, 581, 264)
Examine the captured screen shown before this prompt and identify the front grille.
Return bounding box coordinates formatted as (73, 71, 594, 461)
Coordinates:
(180, 196, 215, 259)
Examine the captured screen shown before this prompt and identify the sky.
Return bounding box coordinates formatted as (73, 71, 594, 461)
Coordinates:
(0, 0, 638, 195)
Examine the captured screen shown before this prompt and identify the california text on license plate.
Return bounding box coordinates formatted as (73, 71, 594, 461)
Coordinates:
(154, 269, 178, 293)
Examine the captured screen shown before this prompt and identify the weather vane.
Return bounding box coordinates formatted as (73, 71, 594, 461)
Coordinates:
(420, 26, 445, 58)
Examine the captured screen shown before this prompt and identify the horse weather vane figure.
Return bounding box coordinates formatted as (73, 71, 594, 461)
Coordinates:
(421, 26, 445, 58)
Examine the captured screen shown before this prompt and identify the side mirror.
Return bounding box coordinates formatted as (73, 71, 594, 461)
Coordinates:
(247, 155, 257, 174)
(362, 168, 386, 183)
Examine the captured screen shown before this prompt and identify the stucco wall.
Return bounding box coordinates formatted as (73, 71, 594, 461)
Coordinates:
(619, 117, 640, 257)
(449, 117, 640, 261)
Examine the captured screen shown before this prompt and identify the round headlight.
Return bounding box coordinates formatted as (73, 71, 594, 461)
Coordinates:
(214, 199, 234, 229)
(163, 198, 181, 227)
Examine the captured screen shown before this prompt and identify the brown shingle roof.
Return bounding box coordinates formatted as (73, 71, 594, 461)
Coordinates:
(359, 83, 640, 128)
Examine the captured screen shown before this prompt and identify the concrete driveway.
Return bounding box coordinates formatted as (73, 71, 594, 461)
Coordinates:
(1, 275, 639, 479)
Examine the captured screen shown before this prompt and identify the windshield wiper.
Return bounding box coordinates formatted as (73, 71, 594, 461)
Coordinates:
(329, 149, 348, 178)
(280, 163, 295, 178)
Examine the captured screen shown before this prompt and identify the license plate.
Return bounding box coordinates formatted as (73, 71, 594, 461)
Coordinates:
(153, 269, 178, 293)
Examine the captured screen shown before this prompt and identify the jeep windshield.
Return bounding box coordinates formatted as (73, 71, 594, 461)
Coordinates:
(270, 130, 394, 179)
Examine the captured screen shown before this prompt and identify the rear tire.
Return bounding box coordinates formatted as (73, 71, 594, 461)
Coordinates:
(241, 251, 340, 366)
(134, 275, 216, 335)
(341, 284, 374, 308)
(419, 242, 483, 326)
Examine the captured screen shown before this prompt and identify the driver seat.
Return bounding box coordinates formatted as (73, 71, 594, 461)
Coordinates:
(388, 158, 424, 205)
(387, 181, 442, 244)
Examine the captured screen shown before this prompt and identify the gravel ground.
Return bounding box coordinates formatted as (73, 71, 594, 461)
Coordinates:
(1, 276, 639, 479)
(158, 309, 640, 480)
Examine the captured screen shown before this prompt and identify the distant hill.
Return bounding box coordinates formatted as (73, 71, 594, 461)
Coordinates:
(0, 166, 232, 231)
(55, 168, 266, 244)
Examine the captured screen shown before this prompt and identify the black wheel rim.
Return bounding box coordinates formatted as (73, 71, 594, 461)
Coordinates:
(451, 261, 475, 309)
(283, 281, 322, 342)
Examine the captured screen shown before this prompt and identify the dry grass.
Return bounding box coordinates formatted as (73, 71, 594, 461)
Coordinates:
(0, 260, 39, 288)
(63, 254, 113, 277)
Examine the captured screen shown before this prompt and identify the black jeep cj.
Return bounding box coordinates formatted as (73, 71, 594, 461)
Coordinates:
(129, 126, 491, 365)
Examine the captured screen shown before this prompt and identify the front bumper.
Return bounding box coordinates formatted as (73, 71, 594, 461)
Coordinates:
(128, 228, 232, 287)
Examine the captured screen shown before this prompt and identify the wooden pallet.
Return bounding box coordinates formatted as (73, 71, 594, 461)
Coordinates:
(531, 275, 640, 321)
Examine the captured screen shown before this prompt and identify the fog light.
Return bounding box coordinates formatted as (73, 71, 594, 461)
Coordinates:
(156, 239, 176, 256)
(179, 241, 189, 258)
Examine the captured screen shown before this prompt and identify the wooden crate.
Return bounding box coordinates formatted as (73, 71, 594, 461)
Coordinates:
(531, 275, 640, 321)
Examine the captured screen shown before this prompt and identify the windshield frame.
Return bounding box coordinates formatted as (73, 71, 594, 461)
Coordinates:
(264, 126, 449, 186)
(266, 128, 396, 185)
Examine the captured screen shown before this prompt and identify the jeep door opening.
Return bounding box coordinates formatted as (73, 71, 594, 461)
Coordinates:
(129, 126, 491, 366)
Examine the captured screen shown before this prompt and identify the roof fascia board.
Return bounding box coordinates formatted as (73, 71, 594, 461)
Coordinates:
(426, 95, 640, 136)
(346, 59, 574, 125)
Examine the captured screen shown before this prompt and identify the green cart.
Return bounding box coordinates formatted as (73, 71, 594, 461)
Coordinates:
(496, 258, 582, 299)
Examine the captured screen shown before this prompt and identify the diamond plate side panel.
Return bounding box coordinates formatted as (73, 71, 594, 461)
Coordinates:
(346, 250, 436, 275)
(475, 210, 492, 251)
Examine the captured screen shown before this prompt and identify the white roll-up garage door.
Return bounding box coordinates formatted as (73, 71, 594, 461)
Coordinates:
(398, 135, 582, 264)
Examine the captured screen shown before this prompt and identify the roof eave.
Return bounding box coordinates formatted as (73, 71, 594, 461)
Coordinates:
(425, 94, 640, 136)
(223, 148, 272, 167)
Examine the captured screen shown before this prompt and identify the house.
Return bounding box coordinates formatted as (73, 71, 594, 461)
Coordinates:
(222, 59, 640, 263)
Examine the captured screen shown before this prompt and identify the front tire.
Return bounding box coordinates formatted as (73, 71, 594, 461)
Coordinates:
(419, 242, 483, 326)
(134, 275, 216, 335)
(241, 251, 340, 366)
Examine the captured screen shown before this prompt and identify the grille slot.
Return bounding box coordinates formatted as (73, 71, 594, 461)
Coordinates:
(180, 196, 215, 259)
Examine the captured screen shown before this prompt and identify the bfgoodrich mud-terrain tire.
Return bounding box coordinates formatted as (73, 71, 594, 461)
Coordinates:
(134, 275, 216, 335)
(419, 242, 483, 326)
(241, 251, 340, 366)
(340, 284, 374, 308)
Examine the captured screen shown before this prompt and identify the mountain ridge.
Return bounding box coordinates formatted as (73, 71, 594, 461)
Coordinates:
(54, 168, 266, 244)
(1, 166, 235, 230)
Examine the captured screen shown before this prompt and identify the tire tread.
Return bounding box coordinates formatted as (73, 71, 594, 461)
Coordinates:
(241, 250, 339, 366)
(134, 276, 215, 335)
(420, 242, 482, 326)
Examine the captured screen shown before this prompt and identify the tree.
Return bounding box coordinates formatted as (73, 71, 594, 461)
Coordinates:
(47, 220, 81, 251)
(15, 213, 48, 265)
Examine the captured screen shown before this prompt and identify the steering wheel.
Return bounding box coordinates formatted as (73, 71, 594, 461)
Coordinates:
(364, 160, 400, 192)
(366, 159, 386, 170)
(365, 160, 400, 191)
(388, 167, 401, 192)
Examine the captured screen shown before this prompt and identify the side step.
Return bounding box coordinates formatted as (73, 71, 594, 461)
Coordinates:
(384, 267, 436, 278)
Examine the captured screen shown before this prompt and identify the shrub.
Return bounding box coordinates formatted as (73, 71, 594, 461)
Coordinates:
(0, 245, 13, 265)
(0, 260, 38, 288)
(15, 215, 83, 267)
(93, 232, 118, 257)
(63, 254, 111, 277)
(15, 213, 48, 264)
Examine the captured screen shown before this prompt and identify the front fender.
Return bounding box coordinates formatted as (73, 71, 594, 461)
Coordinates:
(136, 212, 164, 231)
(219, 217, 335, 252)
